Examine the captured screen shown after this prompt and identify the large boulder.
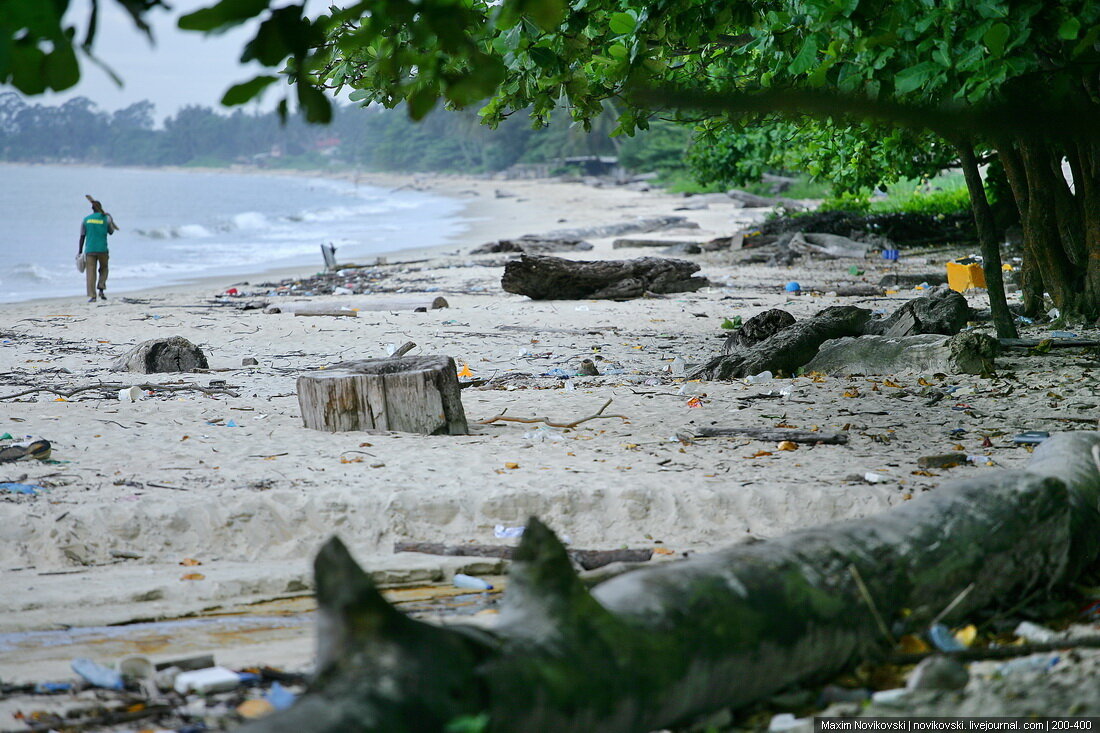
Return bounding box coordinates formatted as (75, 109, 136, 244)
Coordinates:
(112, 336, 209, 373)
(805, 332, 998, 376)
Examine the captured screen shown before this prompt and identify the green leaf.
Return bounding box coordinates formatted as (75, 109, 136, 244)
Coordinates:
(608, 12, 636, 36)
(788, 35, 818, 75)
(893, 61, 937, 94)
(407, 86, 439, 120)
(983, 22, 1010, 57)
(179, 0, 271, 32)
(296, 82, 331, 124)
(43, 43, 79, 90)
(220, 74, 278, 105)
(348, 88, 372, 101)
(1058, 17, 1081, 40)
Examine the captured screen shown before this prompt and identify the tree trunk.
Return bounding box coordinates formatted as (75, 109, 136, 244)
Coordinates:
(998, 138, 1099, 321)
(957, 141, 1017, 338)
(501, 254, 708, 300)
(241, 432, 1100, 733)
(296, 356, 468, 434)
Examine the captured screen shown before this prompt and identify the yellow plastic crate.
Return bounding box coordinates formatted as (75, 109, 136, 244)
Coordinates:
(946, 260, 986, 292)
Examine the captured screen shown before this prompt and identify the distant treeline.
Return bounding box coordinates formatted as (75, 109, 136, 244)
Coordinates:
(0, 93, 692, 175)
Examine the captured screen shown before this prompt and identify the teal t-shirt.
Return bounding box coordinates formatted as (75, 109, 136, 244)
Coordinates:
(83, 213, 110, 253)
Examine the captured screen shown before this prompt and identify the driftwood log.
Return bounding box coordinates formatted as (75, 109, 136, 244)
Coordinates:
(680, 426, 849, 444)
(393, 542, 654, 571)
(501, 255, 708, 300)
(694, 305, 871, 380)
(243, 431, 1100, 733)
(296, 356, 468, 434)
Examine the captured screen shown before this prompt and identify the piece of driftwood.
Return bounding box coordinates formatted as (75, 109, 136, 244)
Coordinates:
(680, 426, 849, 444)
(477, 398, 627, 429)
(726, 188, 805, 210)
(790, 231, 870, 259)
(0, 382, 238, 401)
(693, 306, 872, 380)
(393, 542, 654, 571)
(999, 338, 1100, 349)
(501, 254, 707, 300)
(240, 432, 1100, 733)
(294, 310, 359, 318)
(611, 238, 703, 249)
(267, 297, 448, 314)
(111, 336, 208, 373)
(297, 356, 468, 434)
(471, 238, 593, 254)
(832, 284, 886, 296)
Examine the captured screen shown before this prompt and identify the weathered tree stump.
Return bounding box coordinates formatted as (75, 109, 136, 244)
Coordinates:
(501, 254, 708, 300)
(296, 356, 468, 434)
(111, 336, 208, 373)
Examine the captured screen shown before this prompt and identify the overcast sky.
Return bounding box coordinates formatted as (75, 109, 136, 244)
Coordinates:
(43, 1, 321, 120)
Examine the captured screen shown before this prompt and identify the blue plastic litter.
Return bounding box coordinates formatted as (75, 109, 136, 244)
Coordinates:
(544, 368, 576, 378)
(1049, 331, 1078, 339)
(237, 672, 261, 685)
(0, 483, 41, 495)
(882, 249, 900, 261)
(225, 420, 238, 427)
(266, 681, 297, 710)
(71, 658, 124, 690)
(928, 623, 965, 652)
(35, 682, 74, 693)
(784, 281, 801, 293)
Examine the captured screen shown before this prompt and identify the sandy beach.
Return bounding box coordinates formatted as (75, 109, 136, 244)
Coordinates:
(1, 170, 1097, 696)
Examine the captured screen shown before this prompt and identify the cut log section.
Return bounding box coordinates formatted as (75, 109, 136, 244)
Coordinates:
(266, 297, 448, 315)
(296, 356, 468, 434)
(501, 254, 708, 300)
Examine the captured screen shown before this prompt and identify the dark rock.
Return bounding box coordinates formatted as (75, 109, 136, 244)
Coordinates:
(906, 655, 970, 691)
(113, 336, 209, 373)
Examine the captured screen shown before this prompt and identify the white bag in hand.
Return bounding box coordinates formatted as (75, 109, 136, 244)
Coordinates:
(76, 253, 86, 273)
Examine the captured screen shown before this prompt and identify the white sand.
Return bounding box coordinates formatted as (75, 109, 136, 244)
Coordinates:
(1, 172, 1096, 684)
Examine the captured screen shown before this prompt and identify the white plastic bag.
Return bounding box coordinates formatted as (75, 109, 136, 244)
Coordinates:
(76, 253, 86, 273)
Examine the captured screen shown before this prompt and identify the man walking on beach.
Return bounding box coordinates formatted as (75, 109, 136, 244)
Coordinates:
(78, 196, 117, 303)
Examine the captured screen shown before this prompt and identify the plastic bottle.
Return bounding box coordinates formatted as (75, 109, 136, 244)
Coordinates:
(453, 573, 493, 591)
(71, 658, 124, 690)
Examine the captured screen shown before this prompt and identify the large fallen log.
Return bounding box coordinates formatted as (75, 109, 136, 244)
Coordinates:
(501, 254, 708, 300)
(693, 305, 871, 380)
(243, 432, 1100, 733)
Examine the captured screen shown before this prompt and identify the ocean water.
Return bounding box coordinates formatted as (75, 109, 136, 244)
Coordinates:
(0, 164, 467, 303)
